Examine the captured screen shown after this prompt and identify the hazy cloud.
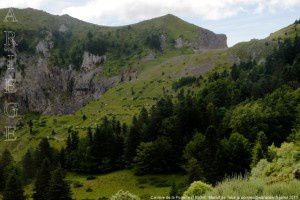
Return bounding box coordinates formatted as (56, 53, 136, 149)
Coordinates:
(1, 0, 299, 25)
(59, 0, 300, 25)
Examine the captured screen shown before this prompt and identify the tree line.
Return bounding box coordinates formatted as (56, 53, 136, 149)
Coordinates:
(0, 139, 72, 200)
(59, 36, 300, 185)
(0, 31, 299, 199)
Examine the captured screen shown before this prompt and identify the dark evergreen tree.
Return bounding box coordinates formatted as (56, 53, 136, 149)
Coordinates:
(33, 159, 51, 200)
(59, 148, 66, 169)
(87, 127, 93, 145)
(28, 120, 33, 134)
(134, 137, 177, 175)
(169, 182, 180, 199)
(3, 171, 25, 200)
(48, 168, 72, 200)
(124, 116, 141, 164)
(0, 149, 14, 190)
(218, 133, 251, 176)
(34, 138, 53, 169)
(184, 133, 206, 183)
(251, 131, 269, 167)
(203, 125, 219, 182)
(231, 63, 239, 81)
(0, 150, 14, 169)
(22, 150, 35, 182)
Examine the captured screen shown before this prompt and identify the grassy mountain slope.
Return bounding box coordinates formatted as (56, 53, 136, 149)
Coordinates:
(1, 48, 231, 160)
(23, 170, 185, 199)
(0, 8, 229, 157)
(229, 23, 300, 60)
(1, 18, 299, 160)
(0, 8, 299, 199)
(0, 8, 203, 75)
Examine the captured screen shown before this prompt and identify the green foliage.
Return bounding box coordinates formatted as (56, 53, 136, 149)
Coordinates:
(34, 138, 56, 169)
(22, 150, 35, 182)
(48, 168, 72, 200)
(229, 86, 299, 144)
(125, 117, 140, 164)
(229, 102, 267, 142)
(67, 170, 184, 199)
(183, 131, 251, 184)
(251, 131, 269, 167)
(182, 181, 212, 198)
(217, 133, 251, 177)
(169, 182, 180, 198)
(33, 159, 51, 200)
(134, 137, 177, 175)
(3, 171, 25, 200)
(206, 177, 300, 197)
(251, 142, 300, 183)
(184, 133, 206, 182)
(145, 31, 162, 51)
(110, 190, 140, 200)
(0, 149, 14, 190)
(172, 76, 200, 91)
(63, 117, 125, 173)
(85, 31, 108, 56)
(68, 41, 84, 68)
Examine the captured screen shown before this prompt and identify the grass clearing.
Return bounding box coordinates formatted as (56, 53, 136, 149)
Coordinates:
(66, 170, 185, 199)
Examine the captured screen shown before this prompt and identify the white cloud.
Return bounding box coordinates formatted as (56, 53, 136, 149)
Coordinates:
(0, 0, 299, 25)
(58, 0, 300, 25)
(0, 0, 46, 9)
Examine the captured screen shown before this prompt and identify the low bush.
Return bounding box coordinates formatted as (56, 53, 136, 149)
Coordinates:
(110, 190, 140, 200)
(206, 177, 300, 197)
(182, 181, 212, 198)
(86, 175, 96, 180)
(73, 181, 83, 188)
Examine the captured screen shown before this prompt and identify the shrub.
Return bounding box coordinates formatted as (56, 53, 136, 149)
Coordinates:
(207, 177, 264, 196)
(251, 142, 300, 183)
(172, 76, 198, 91)
(134, 137, 177, 175)
(182, 181, 212, 198)
(73, 181, 83, 188)
(86, 175, 96, 180)
(110, 190, 140, 200)
(82, 114, 87, 121)
(206, 177, 300, 197)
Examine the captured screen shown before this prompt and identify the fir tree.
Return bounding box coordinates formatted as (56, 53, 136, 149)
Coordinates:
(0, 149, 14, 168)
(124, 116, 140, 164)
(3, 171, 25, 200)
(251, 131, 269, 167)
(48, 168, 72, 200)
(34, 138, 53, 169)
(33, 159, 51, 200)
(0, 149, 14, 190)
(22, 150, 35, 182)
(169, 182, 180, 199)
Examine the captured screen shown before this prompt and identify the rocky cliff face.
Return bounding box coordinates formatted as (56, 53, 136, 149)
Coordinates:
(0, 33, 120, 115)
(0, 11, 228, 115)
(174, 27, 227, 50)
(195, 27, 227, 49)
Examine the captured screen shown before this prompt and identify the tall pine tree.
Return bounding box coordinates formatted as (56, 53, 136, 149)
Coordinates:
(33, 159, 51, 200)
(3, 170, 25, 200)
(22, 150, 35, 182)
(0, 149, 14, 190)
(251, 131, 269, 167)
(48, 167, 72, 200)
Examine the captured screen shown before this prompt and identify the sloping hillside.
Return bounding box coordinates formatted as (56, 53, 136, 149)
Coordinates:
(1, 11, 299, 161)
(0, 8, 227, 116)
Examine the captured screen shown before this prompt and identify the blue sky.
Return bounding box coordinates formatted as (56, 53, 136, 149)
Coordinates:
(0, 0, 299, 46)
